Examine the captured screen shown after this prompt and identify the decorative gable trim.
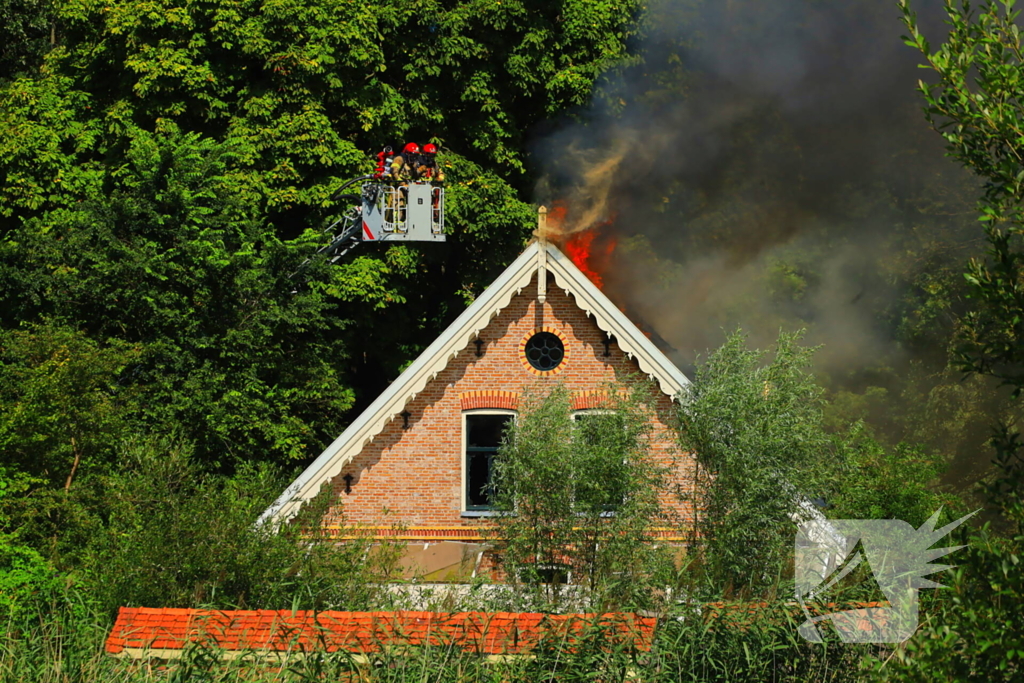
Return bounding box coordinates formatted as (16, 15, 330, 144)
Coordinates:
(259, 241, 690, 527)
(258, 245, 543, 527)
(542, 245, 690, 399)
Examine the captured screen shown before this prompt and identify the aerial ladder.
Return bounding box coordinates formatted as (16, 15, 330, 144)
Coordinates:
(308, 145, 445, 267)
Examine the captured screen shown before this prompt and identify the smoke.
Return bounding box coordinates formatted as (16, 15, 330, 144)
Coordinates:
(531, 0, 980, 380)
(541, 138, 630, 240)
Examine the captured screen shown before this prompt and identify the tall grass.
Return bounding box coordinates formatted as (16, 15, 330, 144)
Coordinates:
(1, 591, 884, 683)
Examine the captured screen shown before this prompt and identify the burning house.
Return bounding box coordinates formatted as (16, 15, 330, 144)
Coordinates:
(259, 208, 697, 580)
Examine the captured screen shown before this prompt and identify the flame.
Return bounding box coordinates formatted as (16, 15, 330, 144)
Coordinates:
(546, 202, 568, 228)
(542, 200, 671, 348)
(565, 229, 615, 289)
(543, 200, 617, 289)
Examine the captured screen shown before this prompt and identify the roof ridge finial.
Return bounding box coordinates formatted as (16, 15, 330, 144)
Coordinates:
(536, 206, 548, 305)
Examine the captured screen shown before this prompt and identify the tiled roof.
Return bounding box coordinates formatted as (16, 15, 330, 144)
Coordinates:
(105, 608, 656, 657)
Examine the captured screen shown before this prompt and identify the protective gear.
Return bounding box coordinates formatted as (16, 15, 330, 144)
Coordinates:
(417, 144, 443, 183)
(403, 142, 420, 155)
(391, 155, 418, 181)
(375, 147, 395, 179)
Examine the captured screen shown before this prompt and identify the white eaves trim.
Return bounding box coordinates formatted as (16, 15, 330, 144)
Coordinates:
(258, 241, 690, 528)
(543, 245, 690, 398)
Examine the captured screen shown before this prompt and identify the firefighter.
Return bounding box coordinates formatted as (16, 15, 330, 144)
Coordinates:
(390, 142, 421, 181)
(387, 143, 420, 228)
(417, 143, 445, 183)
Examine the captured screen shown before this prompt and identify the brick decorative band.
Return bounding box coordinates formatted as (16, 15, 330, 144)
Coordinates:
(321, 525, 690, 543)
(460, 390, 521, 411)
(325, 525, 490, 542)
(570, 389, 628, 410)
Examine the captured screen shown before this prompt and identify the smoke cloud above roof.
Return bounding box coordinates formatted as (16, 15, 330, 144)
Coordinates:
(531, 0, 978, 377)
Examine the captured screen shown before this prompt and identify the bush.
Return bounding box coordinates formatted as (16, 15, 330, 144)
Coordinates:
(0, 535, 62, 626)
(64, 435, 395, 615)
(0, 467, 64, 625)
(491, 381, 675, 610)
(680, 330, 847, 594)
(862, 426, 1024, 682)
(828, 428, 957, 527)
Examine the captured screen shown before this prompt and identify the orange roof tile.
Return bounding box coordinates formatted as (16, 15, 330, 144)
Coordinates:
(105, 608, 656, 656)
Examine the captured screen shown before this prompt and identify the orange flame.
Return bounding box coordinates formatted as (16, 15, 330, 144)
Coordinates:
(543, 203, 669, 348)
(564, 229, 612, 289)
(546, 202, 568, 227)
(544, 200, 617, 290)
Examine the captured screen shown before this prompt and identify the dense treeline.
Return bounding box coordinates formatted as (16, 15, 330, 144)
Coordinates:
(0, 0, 644, 617)
(0, 0, 642, 642)
(0, 0, 640, 476)
(0, 0, 1022, 680)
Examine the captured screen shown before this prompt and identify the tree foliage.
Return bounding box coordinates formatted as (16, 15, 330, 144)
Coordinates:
(680, 331, 847, 592)
(2, 125, 357, 466)
(0, 0, 54, 82)
(58, 436, 397, 615)
(681, 330, 962, 596)
(0, 325, 140, 489)
(901, 0, 1024, 393)
(491, 383, 672, 609)
(835, 6, 1024, 675)
(0, 0, 642, 474)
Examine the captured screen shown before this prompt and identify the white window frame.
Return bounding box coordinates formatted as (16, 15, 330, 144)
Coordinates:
(461, 409, 516, 514)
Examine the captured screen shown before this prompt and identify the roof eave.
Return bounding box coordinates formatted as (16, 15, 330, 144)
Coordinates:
(258, 241, 691, 528)
(257, 243, 544, 527)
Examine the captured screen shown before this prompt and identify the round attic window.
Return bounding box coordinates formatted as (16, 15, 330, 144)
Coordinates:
(524, 331, 565, 372)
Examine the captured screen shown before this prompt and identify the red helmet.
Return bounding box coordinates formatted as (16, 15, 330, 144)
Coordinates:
(422, 143, 438, 154)
(403, 142, 420, 155)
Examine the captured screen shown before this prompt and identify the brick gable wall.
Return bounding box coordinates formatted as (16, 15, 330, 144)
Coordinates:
(319, 274, 696, 541)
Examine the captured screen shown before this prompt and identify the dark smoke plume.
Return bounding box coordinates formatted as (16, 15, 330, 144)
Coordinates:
(530, 0, 1013, 486)
(533, 0, 977, 373)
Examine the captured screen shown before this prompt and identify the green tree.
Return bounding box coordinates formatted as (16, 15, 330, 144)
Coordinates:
(1, 126, 355, 465)
(491, 383, 671, 609)
(680, 331, 847, 593)
(0, 324, 140, 490)
(68, 436, 395, 614)
(0, 0, 54, 82)
(828, 428, 953, 527)
(850, 7, 1024, 677)
(900, 0, 1024, 394)
(0, 0, 641, 471)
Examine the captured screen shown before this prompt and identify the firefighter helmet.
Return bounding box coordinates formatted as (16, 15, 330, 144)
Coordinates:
(422, 143, 438, 154)
(403, 142, 420, 155)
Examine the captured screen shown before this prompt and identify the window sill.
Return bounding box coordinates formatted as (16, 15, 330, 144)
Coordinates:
(460, 510, 500, 518)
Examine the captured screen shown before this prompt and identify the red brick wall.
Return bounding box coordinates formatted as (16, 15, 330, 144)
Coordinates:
(320, 274, 696, 539)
